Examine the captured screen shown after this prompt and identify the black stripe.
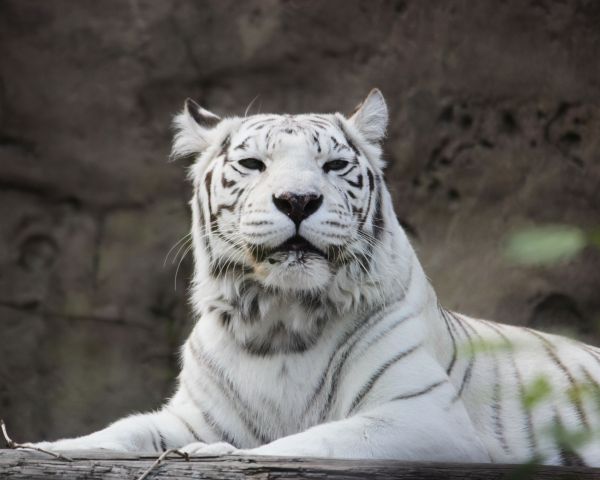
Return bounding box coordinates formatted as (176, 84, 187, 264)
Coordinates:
(304, 301, 407, 419)
(372, 179, 385, 239)
(150, 428, 159, 452)
(367, 168, 375, 191)
(204, 169, 214, 221)
(323, 220, 348, 228)
(308, 118, 331, 128)
(348, 342, 422, 415)
(234, 136, 250, 150)
(580, 365, 600, 405)
(197, 191, 212, 259)
(449, 313, 476, 401)
(305, 308, 387, 415)
(214, 188, 245, 217)
(339, 164, 358, 177)
(312, 134, 322, 153)
(239, 229, 279, 238)
(514, 361, 537, 455)
(350, 307, 416, 360)
(345, 174, 363, 188)
(231, 164, 245, 175)
(187, 339, 272, 444)
(219, 135, 230, 156)
(453, 312, 480, 338)
(347, 138, 360, 156)
(582, 344, 600, 368)
(320, 306, 416, 420)
(526, 329, 589, 430)
(440, 308, 458, 375)
(338, 119, 362, 157)
(553, 410, 587, 466)
(265, 129, 274, 150)
(243, 120, 264, 129)
(392, 379, 447, 401)
(490, 344, 510, 454)
(244, 117, 276, 130)
(481, 320, 537, 455)
(179, 378, 239, 448)
(359, 181, 373, 231)
(465, 317, 509, 454)
(243, 220, 273, 226)
(220, 311, 232, 328)
(222, 174, 236, 188)
(202, 409, 238, 447)
(159, 431, 167, 452)
(166, 408, 204, 443)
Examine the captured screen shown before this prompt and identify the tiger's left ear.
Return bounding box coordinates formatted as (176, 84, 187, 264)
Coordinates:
(170, 98, 222, 160)
(348, 89, 388, 144)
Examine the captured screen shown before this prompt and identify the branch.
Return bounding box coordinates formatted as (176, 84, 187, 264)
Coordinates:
(0, 419, 73, 462)
(136, 448, 189, 480)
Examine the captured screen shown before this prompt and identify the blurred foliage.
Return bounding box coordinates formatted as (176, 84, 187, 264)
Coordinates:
(502, 226, 600, 468)
(505, 225, 600, 266)
(521, 376, 553, 410)
(454, 335, 600, 469)
(458, 337, 513, 359)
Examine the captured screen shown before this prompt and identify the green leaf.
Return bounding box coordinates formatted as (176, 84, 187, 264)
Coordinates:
(549, 422, 593, 452)
(505, 225, 587, 266)
(522, 376, 553, 409)
(588, 228, 600, 248)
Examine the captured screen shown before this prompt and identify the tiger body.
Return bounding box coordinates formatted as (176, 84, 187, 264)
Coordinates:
(31, 90, 600, 465)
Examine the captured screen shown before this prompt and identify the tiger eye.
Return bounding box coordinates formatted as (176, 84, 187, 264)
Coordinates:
(238, 158, 266, 172)
(323, 159, 349, 173)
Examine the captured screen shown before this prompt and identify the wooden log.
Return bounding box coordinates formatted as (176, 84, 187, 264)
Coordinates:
(1, 449, 600, 479)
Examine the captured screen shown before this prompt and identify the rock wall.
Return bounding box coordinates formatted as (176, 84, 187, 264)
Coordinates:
(0, 0, 599, 442)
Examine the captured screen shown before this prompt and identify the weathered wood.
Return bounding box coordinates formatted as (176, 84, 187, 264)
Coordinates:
(1, 449, 600, 479)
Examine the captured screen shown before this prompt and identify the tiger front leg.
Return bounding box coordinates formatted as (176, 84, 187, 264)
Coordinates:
(25, 408, 203, 453)
(240, 395, 490, 461)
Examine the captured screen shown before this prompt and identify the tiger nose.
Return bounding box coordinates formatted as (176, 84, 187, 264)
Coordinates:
(273, 192, 324, 226)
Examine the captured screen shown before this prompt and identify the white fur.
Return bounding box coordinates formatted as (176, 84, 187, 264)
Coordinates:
(30, 91, 600, 466)
(349, 88, 388, 145)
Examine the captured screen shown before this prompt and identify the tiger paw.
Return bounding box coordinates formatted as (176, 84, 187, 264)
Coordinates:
(179, 441, 239, 456)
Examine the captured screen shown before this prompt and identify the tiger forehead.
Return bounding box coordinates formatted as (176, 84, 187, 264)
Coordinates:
(230, 114, 357, 156)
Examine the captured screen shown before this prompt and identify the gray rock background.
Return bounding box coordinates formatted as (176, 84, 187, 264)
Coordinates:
(0, 0, 599, 442)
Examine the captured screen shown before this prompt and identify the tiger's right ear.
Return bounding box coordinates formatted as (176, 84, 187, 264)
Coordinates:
(170, 98, 221, 160)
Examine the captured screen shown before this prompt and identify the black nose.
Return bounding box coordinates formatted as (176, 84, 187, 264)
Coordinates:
(273, 192, 323, 226)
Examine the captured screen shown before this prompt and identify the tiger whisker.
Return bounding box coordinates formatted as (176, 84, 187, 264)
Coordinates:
(244, 95, 260, 117)
(163, 233, 192, 266)
(171, 237, 193, 265)
(174, 243, 194, 291)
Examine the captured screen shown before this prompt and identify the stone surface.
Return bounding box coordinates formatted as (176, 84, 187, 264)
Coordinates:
(0, 0, 599, 442)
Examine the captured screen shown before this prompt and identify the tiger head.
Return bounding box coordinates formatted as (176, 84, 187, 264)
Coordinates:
(173, 90, 415, 324)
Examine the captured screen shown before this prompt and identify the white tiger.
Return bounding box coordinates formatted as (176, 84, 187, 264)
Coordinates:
(30, 89, 600, 465)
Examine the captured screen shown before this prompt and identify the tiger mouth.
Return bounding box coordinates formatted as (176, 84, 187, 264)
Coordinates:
(247, 235, 328, 265)
(270, 235, 325, 260)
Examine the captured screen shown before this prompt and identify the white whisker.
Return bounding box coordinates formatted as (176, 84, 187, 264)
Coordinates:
(163, 233, 192, 267)
(174, 243, 194, 291)
(244, 95, 260, 117)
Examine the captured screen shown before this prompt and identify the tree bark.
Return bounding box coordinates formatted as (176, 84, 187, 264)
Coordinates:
(1, 449, 599, 479)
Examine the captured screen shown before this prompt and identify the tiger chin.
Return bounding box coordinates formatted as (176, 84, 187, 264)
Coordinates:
(28, 90, 600, 466)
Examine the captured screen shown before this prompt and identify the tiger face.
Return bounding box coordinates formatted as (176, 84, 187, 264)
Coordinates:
(174, 90, 389, 296)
